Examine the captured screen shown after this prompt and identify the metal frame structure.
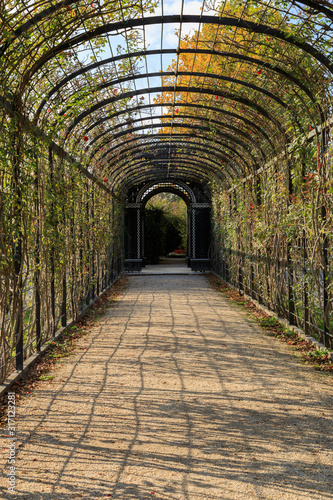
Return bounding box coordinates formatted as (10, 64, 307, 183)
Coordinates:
(1, 0, 333, 384)
(2, 2, 331, 191)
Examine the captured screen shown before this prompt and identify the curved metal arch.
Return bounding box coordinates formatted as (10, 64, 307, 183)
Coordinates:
(101, 140, 237, 170)
(141, 187, 191, 207)
(47, 96, 277, 162)
(296, 1, 333, 21)
(120, 142, 232, 165)
(57, 74, 302, 135)
(104, 140, 243, 182)
(85, 107, 277, 174)
(93, 133, 253, 176)
(115, 162, 232, 196)
(80, 124, 258, 176)
(108, 159, 237, 195)
(83, 102, 276, 154)
(95, 132, 238, 157)
(87, 114, 269, 162)
(137, 179, 196, 203)
(0, 0, 77, 57)
(4, 1, 333, 59)
(92, 122, 262, 162)
(107, 151, 241, 195)
(91, 124, 257, 176)
(111, 157, 228, 192)
(96, 138, 249, 184)
(115, 165, 214, 194)
(20, 15, 333, 92)
(103, 143, 241, 182)
(65, 86, 284, 139)
(104, 146, 231, 176)
(87, 111, 272, 151)
(119, 170, 218, 196)
(35, 48, 320, 121)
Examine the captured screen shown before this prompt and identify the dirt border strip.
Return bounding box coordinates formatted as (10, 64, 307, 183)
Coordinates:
(0, 275, 126, 399)
(210, 272, 333, 372)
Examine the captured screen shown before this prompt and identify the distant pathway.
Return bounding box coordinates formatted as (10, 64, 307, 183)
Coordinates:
(1, 275, 332, 499)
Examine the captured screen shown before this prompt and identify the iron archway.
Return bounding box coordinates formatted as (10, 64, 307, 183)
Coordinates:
(124, 179, 211, 272)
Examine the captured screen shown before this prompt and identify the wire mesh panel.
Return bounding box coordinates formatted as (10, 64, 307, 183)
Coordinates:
(193, 205, 211, 260)
(124, 206, 141, 260)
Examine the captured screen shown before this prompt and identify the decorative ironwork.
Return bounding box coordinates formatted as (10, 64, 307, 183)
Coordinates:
(124, 180, 211, 265)
(138, 180, 196, 204)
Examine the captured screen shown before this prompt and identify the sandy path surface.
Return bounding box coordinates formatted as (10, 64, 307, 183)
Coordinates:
(1, 275, 332, 499)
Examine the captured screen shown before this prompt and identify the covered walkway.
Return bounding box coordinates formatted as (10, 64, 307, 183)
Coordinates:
(5, 275, 332, 499)
(2, 0, 333, 386)
(1, 1, 333, 496)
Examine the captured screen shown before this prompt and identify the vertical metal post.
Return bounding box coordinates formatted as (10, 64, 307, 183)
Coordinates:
(250, 260, 254, 299)
(91, 186, 96, 299)
(141, 206, 145, 263)
(187, 208, 191, 266)
(322, 204, 328, 346)
(266, 254, 271, 309)
(304, 281, 309, 336)
(221, 245, 225, 280)
(96, 254, 100, 297)
(191, 206, 196, 259)
(287, 159, 295, 325)
(227, 246, 231, 283)
(249, 218, 254, 299)
(238, 247, 243, 294)
(49, 147, 56, 335)
(258, 250, 263, 304)
(50, 254, 55, 334)
(321, 128, 328, 347)
(15, 259, 23, 372)
(61, 156, 67, 327)
(136, 208, 141, 259)
(79, 227, 84, 311)
(302, 229, 309, 336)
(13, 231, 23, 362)
(108, 201, 113, 285)
(86, 180, 90, 305)
(15, 306, 23, 371)
(70, 174, 75, 319)
(35, 277, 41, 352)
(34, 152, 41, 351)
(12, 102, 24, 372)
(254, 174, 261, 304)
(238, 263, 243, 293)
(287, 244, 295, 325)
(61, 276, 67, 327)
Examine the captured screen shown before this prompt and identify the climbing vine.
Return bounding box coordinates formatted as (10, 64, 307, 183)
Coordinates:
(0, 0, 156, 382)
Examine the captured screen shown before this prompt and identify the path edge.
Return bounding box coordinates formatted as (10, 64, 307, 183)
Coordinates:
(0, 276, 123, 398)
(211, 271, 332, 360)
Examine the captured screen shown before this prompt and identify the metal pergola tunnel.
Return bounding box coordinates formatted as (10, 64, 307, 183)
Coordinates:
(1, 0, 333, 384)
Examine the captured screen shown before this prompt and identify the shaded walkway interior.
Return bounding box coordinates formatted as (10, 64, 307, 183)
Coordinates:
(2, 0, 333, 388)
(1, 4, 333, 497)
(4, 275, 332, 499)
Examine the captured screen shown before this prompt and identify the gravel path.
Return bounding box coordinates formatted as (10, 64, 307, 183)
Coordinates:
(1, 275, 333, 499)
